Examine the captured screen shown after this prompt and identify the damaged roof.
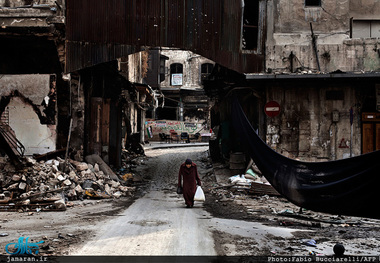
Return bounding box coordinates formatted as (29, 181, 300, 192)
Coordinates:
(65, 0, 264, 74)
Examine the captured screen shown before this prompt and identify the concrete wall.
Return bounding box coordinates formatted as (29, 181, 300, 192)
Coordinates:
(260, 0, 380, 161)
(265, 85, 362, 161)
(7, 97, 56, 155)
(160, 49, 215, 91)
(266, 0, 380, 73)
(0, 74, 56, 155)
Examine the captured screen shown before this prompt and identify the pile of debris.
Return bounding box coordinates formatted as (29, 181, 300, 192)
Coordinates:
(210, 159, 280, 197)
(0, 153, 139, 212)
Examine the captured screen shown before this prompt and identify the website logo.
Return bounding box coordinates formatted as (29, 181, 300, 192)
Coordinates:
(5, 237, 44, 255)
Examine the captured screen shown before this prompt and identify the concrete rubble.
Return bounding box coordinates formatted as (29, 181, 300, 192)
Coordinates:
(0, 152, 141, 212)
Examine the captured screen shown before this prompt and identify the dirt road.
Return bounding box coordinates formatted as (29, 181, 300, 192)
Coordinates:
(2, 145, 378, 257)
(72, 146, 301, 256)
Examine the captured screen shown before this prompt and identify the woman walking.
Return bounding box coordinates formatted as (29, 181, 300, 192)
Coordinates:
(178, 158, 202, 208)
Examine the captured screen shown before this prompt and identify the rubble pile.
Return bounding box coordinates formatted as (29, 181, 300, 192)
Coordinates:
(0, 154, 138, 212)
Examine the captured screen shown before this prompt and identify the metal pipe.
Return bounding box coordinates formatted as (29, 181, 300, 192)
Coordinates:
(310, 22, 321, 72)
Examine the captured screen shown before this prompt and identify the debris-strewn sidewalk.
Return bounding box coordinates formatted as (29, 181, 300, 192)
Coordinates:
(0, 149, 149, 212)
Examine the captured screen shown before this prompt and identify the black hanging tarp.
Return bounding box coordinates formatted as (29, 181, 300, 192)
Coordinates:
(232, 98, 380, 219)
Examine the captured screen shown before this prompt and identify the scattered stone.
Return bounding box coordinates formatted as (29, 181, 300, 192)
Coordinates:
(12, 174, 21, 181)
(57, 174, 66, 181)
(94, 163, 100, 172)
(0, 153, 139, 211)
(54, 200, 67, 211)
(22, 199, 31, 205)
(76, 163, 88, 171)
(19, 182, 27, 190)
(113, 191, 122, 198)
(7, 183, 18, 190)
(63, 179, 72, 186)
(74, 184, 83, 194)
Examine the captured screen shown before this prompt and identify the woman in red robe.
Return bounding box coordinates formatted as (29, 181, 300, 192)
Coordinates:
(178, 159, 202, 208)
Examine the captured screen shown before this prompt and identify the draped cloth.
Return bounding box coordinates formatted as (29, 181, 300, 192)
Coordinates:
(232, 98, 380, 219)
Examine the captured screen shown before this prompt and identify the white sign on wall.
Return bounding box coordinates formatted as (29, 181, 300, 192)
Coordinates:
(171, 74, 183, 86)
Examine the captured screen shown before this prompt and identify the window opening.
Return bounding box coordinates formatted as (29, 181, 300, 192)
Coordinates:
(201, 63, 214, 82)
(305, 0, 321, 7)
(242, 0, 259, 50)
(170, 63, 183, 74)
(352, 20, 380, 38)
(170, 63, 183, 86)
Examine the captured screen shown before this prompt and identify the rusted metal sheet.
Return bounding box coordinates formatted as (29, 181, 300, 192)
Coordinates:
(65, 0, 264, 74)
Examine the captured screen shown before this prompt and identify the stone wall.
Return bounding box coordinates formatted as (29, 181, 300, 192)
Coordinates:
(160, 49, 215, 91)
(266, 0, 380, 73)
(265, 85, 363, 161)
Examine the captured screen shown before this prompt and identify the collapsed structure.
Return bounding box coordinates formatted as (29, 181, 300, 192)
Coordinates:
(0, 1, 379, 216)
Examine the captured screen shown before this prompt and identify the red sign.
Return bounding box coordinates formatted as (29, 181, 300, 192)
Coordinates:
(264, 101, 280, 117)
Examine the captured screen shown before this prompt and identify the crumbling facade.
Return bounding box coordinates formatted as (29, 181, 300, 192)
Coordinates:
(0, 1, 65, 161)
(205, 0, 380, 162)
(126, 48, 214, 141)
(262, 0, 380, 160)
(157, 48, 214, 124)
(0, 1, 143, 168)
(1, 0, 379, 166)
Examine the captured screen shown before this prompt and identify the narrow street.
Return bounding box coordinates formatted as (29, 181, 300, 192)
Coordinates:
(72, 146, 215, 255)
(1, 145, 379, 257)
(71, 146, 298, 256)
(1, 1, 380, 261)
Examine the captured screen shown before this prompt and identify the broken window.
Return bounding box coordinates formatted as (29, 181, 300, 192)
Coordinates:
(170, 63, 183, 86)
(242, 0, 259, 50)
(201, 63, 214, 82)
(305, 0, 321, 7)
(351, 20, 380, 38)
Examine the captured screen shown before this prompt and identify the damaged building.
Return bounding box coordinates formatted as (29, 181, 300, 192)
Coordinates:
(204, 0, 380, 162)
(155, 48, 214, 124)
(0, 1, 151, 169)
(127, 48, 214, 142)
(1, 0, 379, 169)
(0, 0, 65, 162)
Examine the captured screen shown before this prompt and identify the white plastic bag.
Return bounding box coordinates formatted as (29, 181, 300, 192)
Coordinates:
(194, 186, 205, 202)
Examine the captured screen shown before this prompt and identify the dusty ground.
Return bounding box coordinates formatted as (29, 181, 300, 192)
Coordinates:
(0, 194, 139, 256)
(0, 145, 379, 257)
(203, 163, 380, 256)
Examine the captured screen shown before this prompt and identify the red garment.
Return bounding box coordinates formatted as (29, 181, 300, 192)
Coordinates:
(178, 162, 202, 206)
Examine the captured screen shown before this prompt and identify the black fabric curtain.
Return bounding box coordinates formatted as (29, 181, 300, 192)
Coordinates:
(232, 98, 380, 219)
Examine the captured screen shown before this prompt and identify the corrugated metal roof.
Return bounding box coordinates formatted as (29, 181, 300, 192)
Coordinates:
(65, 0, 264, 74)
